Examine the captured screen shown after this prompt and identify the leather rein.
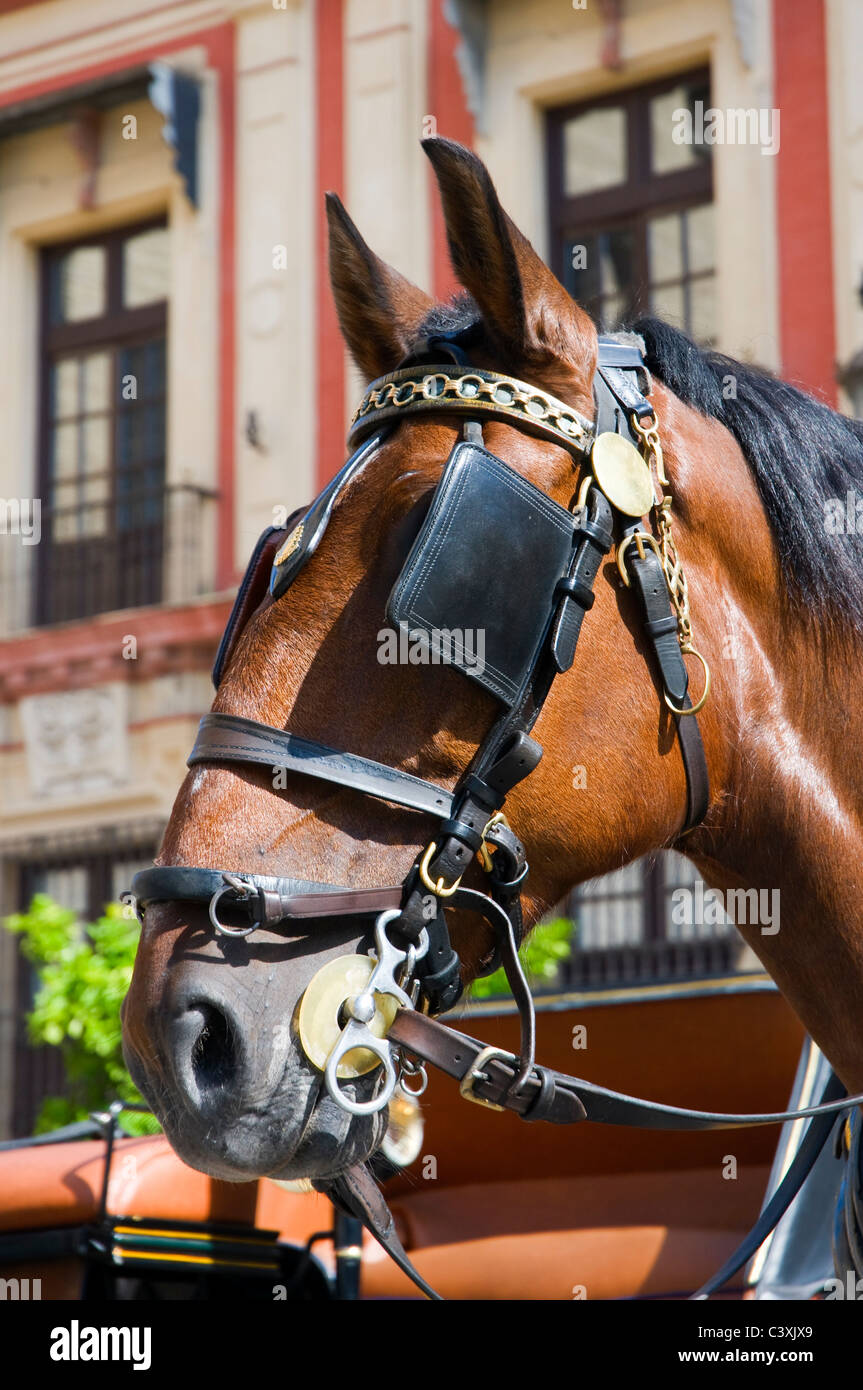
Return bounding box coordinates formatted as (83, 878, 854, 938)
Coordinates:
(132, 333, 863, 1300)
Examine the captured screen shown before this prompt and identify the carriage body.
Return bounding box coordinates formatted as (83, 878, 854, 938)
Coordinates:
(0, 981, 806, 1301)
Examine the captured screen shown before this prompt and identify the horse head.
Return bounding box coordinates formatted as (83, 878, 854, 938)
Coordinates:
(122, 137, 863, 1195)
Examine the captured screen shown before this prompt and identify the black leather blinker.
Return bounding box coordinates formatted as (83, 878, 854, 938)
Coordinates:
(213, 524, 292, 688)
(387, 441, 578, 706)
(269, 429, 391, 601)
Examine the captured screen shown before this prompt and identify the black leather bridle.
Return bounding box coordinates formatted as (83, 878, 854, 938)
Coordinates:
(132, 333, 863, 1300)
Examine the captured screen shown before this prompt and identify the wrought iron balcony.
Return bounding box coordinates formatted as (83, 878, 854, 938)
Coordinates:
(0, 482, 218, 634)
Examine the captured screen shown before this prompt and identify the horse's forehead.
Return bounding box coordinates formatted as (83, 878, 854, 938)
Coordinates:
(370, 417, 576, 506)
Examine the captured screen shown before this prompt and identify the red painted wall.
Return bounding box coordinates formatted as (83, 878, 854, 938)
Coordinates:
(428, 0, 475, 301)
(315, 0, 345, 488)
(773, 0, 837, 404)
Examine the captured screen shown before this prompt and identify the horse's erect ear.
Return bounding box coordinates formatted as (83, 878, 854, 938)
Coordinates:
(422, 137, 596, 390)
(326, 193, 434, 381)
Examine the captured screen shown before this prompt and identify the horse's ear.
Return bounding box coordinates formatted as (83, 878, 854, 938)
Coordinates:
(326, 193, 434, 381)
(422, 138, 595, 390)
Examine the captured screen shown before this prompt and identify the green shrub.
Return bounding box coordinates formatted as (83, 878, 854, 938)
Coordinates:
(2, 894, 159, 1136)
(469, 916, 573, 999)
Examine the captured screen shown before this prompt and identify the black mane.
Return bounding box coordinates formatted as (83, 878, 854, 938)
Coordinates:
(418, 299, 863, 631)
(633, 317, 863, 632)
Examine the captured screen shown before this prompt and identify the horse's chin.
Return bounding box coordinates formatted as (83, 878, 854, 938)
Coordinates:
(132, 1058, 387, 1184)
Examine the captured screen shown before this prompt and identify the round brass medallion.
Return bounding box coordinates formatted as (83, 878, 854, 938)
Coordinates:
(297, 954, 397, 1077)
(591, 432, 655, 518)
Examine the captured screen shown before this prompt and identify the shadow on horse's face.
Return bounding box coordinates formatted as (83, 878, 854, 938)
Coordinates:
(122, 138, 711, 1181)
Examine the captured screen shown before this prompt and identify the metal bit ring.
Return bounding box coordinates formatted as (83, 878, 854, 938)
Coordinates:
(209, 873, 259, 937)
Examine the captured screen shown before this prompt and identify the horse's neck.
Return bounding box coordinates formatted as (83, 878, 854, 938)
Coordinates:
(696, 625, 863, 1093)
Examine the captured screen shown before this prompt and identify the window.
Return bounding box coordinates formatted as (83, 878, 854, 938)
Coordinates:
(547, 70, 716, 342)
(554, 853, 755, 992)
(37, 221, 169, 625)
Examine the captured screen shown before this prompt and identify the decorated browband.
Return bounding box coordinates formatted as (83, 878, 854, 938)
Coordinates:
(267, 355, 708, 717)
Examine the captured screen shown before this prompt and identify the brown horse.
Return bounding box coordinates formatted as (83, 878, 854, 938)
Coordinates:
(123, 137, 863, 1190)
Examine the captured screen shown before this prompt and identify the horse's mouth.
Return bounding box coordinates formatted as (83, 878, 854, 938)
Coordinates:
(127, 1038, 387, 1183)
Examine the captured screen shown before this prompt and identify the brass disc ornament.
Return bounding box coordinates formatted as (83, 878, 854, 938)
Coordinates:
(590, 431, 655, 518)
(297, 954, 398, 1078)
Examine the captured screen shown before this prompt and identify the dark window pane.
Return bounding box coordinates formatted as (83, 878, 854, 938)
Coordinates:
(117, 404, 165, 476)
(119, 339, 166, 401)
(38, 224, 169, 627)
(565, 226, 636, 329)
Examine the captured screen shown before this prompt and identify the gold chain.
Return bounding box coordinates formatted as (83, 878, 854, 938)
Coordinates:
(631, 412, 710, 716)
(631, 413, 690, 645)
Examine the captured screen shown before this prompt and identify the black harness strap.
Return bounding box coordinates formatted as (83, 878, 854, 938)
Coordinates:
(132, 866, 405, 925)
(691, 1072, 851, 1300)
(625, 540, 710, 832)
(189, 713, 454, 820)
(213, 524, 294, 689)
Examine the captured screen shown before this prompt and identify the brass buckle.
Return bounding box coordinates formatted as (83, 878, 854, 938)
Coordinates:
(418, 841, 463, 898)
(663, 644, 711, 717)
(458, 1045, 517, 1111)
(477, 811, 511, 873)
(615, 530, 662, 588)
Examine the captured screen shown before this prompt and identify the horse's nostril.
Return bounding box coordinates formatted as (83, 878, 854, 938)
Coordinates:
(190, 1003, 237, 1094)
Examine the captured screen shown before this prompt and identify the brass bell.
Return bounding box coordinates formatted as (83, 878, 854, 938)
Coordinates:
(380, 1087, 425, 1169)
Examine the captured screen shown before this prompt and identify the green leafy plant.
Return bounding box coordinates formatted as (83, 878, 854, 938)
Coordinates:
(469, 916, 574, 999)
(3, 894, 159, 1136)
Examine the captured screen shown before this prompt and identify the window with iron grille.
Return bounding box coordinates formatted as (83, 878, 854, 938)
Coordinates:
(546, 69, 716, 343)
(553, 853, 758, 992)
(37, 220, 169, 625)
